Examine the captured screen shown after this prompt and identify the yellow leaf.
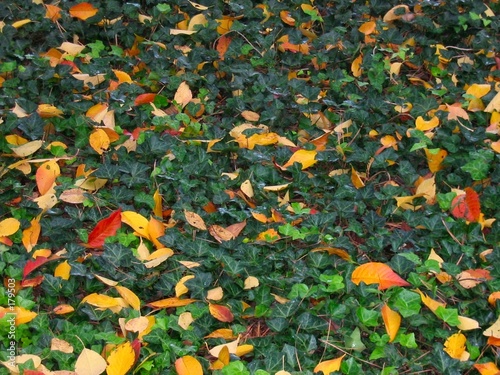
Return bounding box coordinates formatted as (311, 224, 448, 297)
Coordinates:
(75, 348, 107, 375)
(351, 166, 365, 189)
(5, 134, 28, 146)
(54, 260, 71, 280)
(174, 81, 193, 108)
(483, 315, 500, 338)
(12, 306, 38, 325)
(106, 341, 135, 375)
(415, 175, 436, 203)
(115, 285, 141, 310)
(12, 19, 32, 29)
(235, 344, 254, 357)
(466, 83, 491, 98)
(89, 128, 110, 155)
(313, 354, 345, 374)
(175, 275, 195, 297)
(184, 210, 207, 230)
(381, 304, 401, 342)
(209, 337, 240, 357)
(416, 289, 446, 314)
(153, 189, 163, 218)
(311, 246, 352, 261)
(485, 91, 500, 113)
(204, 328, 236, 340)
(82, 293, 120, 308)
(37, 103, 63, 118)
(263, 183, 291, 192)
(121, 211, 150, 239)
(351, 54, 363, 77)
(282, 149, 317, 170)
(444, 332, 469, 361)
(0, 218, 21, 237)
(22, 217, 41, 252)
(244, 276, 259, 290)
(175, 355, 203, 375)
(69, 2, 99, 21)
(187, 13, 208, 31)
(415, 116, 440, 131)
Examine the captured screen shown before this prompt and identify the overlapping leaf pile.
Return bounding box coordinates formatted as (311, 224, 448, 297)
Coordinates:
(1, 0, 500, 374)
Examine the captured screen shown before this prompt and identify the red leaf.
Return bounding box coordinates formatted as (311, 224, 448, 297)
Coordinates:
(23, 256, 53, 278)
(85, 208, 122, 248)
(22, 275, 45, 287)
(134, 93, 157, 106)
(209, 303, 234, 322)
(23, 371, 45, 375)
(451, 188, 481, 222)
(464, 187, 481, 221)
(131, 339, 141, 363)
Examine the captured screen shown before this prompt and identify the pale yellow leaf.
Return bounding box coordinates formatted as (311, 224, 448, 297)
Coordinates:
(241, 110, 260, 122)
(51, 337, 74, 353)
(485, 91, 500, 113)
(178, 312, 194, 330)
(240, 179, 254, 198)
(457, 315, 480, 331)
(207, 286, 223, 301)
(175, 275, 195, 297)
(244, 276, 259, 290)
(174, 81, 192, 108)
(59, 188, 86, 204)
(484, 315, 500, 338)
(124, 316, 149, 333)
(184, 210, 207, 230)
(75, 348, 107, 375)
(11, 140, 43, 157)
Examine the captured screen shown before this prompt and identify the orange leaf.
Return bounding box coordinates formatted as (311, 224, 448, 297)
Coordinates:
(147, 297, 197, 309)
(216, 35, 232, 60)
(53, 304, 75, 315)
(22, 217, 41, 252)
(85, 209, 122, 248)
(464, 187, 481, 221)
(86, 103, 109, 122)
(488, 291, 500, 306)
(313, 354, 345, 374)
(209, 303, 234, 322)
(311, 246, 352, 261)
(175, 275, 195, 298)
(425, 148, 447, 173)
(351, 166, 365, 189)
(473, 362, 500, 375)
(351, 54, 363, 77)
(351, 262, 410, 290)
(444, 332, 469, 361)
(69, 2, 98, 21)
(106, 341, 135, 375)
(457, 269, 491, 289)
(175, 355, 203, 375)
(134, 93, 156, 106)
(45, 4, 62, 22)
(446, 102, 469, 121)
(89, 128, 110, 155)
(381, 304, 401, 342)
(36, 160, 60, 195)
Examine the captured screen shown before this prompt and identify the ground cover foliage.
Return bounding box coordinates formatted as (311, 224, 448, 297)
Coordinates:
(1, 0, 500, 374)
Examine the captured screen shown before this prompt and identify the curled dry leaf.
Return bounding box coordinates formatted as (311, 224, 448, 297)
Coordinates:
(184, 210, 207, 230)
